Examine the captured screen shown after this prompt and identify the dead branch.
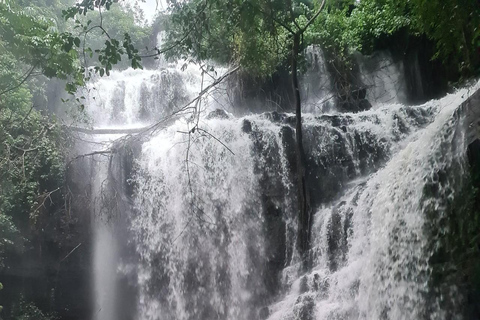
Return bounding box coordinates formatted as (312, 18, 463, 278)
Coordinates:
(67, 150, 114, 168)
(67, 126, 146, 135)
(32, 187, 61, 215)
(196, 128, 235, 155)
(60, 243, 82, 262)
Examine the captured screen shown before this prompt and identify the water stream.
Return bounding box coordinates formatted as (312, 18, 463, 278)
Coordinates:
(75, 53, 479, 320)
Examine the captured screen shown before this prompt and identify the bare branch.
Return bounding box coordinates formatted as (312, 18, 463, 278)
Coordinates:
(32, 187, 61, 215)
(60, 243, 82, 262)
(67, 126, 146, 134)
(196, 128, 235, 155)
(67, 150, 114, 168)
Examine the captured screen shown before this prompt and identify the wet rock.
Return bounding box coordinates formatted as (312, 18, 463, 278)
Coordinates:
(312, 273, 330, 299)
(242, 119, 252, 133)
(206, 109, 231, 120)
(262, 111, 288, 123)
(337, 87, 373, 113)
(293, 294, 315, 320)
(299, 276, 309, 294)
(327, 207, 345, 272)
(318, 114, 354, 128)
(259, 306, 270, 319)
(280, 126, 297, 172)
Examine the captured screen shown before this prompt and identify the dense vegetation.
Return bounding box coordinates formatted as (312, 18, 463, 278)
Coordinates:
(0, 0, 479, 318)
(0, 1, 152, 318)
(164, 0, 480, 79)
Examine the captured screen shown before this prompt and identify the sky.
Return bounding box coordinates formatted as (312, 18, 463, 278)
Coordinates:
(133, 0, 167, 23)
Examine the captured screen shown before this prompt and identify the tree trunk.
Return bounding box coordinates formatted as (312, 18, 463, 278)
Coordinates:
(67, 126, 147, 134)
(292, 33, 311, 262)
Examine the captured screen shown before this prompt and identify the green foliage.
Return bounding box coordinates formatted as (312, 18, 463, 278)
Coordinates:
(61, 0, 150, 80)
(76, 4, 151, 71)
(0, 106, 67, 228)
(164, 0, 321, 76)
(405, 0, 480, 75)
(165, 0, 478, 79)
(306, 0, 409, 66)
(0, 1, 84, 94)
(0, 214, 20, 269)
(1, 0, 151, 96)
(0, 1, 151, 318)
(0, 1, 69, 273)
(308, 0, 479, 77)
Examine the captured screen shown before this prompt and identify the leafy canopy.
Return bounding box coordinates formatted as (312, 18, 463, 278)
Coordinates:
(164, 0, 480, 78)
(163, 0, 325, 76)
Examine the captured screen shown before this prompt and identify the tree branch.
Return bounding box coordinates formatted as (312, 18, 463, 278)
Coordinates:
(67, 150, 114, 167)
(0, 64, 37, 97)
(196, 128, 235, 155)
(67, 126, 146, 134)
(299, 0, 327, 34)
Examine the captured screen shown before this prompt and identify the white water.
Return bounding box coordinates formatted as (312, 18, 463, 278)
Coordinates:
(78, 54, 479, 320)
(268, 85, 478, 320)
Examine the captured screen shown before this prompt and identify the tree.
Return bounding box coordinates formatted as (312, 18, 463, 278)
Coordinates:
(306, 0, 480, 79)
(0, 1, 80, 96)
(404, 0, 480, 76)
(163, 0, 328, 260)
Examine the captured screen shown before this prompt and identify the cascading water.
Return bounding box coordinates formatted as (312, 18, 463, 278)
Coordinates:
(75, 52, 480, 320)
(268, 86, 479, 320)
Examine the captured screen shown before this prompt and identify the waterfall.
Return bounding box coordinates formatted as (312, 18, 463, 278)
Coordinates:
(268, 86, 478, 320)
(75, 57, 479, 320)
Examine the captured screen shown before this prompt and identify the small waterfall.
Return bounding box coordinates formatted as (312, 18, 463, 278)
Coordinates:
(93, 222, 120, 320)
(302, 46, 335, 113)
(355, 51, 407, 106)
(78, 135, 125, 320)
(75, 56, 479, 320)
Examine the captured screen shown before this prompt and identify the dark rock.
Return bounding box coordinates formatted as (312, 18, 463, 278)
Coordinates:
(327, 208, 344, 272)
(206, 109, 231, 120)
(299, 276, 309, 294)
(259, 306, 270, 319)
(262, 111, 287, 123)
(318, 114, 353, 127)
(242, 119, 252, 133)
(337, 97, 373, 113)
(294, 295, 315, 320)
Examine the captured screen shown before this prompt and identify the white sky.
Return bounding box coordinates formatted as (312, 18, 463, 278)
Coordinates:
(133, 0, 167, 23)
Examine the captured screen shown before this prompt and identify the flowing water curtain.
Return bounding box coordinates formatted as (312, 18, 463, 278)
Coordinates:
(131, 117, 269, 320)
